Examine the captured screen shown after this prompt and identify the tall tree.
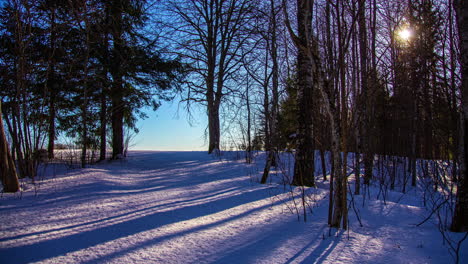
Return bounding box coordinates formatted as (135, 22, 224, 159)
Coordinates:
(452, 0, 468, 232)
(261, 0, 280, 184)
(0, 101, 19, 192)
(98, 2, 110, 162)
(168, 0, 255, 154)
(106, 0, 182, 159)
(290, 0, 315, 187)
(34, 0, 72, 160)
(109, 0, 125, 159)
(357, 0, 368, 190)
(43, 0, 59, 160)
(0, 0, 45, 179)
(284, 0, 351, 228)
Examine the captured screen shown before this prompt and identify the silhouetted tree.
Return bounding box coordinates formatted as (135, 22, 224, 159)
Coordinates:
(452, 0, 468, 232)
(0, 101, 19, 192)
(168, 0, 255, 154)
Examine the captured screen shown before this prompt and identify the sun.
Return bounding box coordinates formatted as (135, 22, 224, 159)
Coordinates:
(397, 27, 413, 42)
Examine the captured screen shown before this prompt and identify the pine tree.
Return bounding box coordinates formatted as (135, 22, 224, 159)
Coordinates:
(106, 0, 183, 159)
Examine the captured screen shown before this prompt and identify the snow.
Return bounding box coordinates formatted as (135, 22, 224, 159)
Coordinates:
(0, 151, 466, 263)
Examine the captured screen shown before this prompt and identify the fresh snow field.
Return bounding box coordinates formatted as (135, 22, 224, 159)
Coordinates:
(0, 151, 467, 263)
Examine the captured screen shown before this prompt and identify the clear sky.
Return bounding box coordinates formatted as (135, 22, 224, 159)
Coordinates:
(131, 100, 208, 151)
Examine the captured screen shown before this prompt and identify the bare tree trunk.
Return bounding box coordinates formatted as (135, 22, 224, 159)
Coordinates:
(330, 123, 345, 228)
(411, 155, 417, 186)
(208, 102, 220, 154)
(111, 99, 124, 159)
(320, 148, 327, 181)
(82, 8, 91, 168)
(328, 151, 334, 225)
(110, 0, 124, 159)
(99, 87, 107, 161)
(246, 81, 252, 163)
(351, 5, 360, 194)
(331, 0, 349, 229)
(451, 0, 468, 232)
(291, 0, 315, 187)
(81, 92, 88, 168)
(363, 0, 377, 185)
(354, 152, 360, 194)
(269, 0, 279, 168)
(357, 0, 367, 190)
(363, 153, 373, 184)
(47, 85, 56, 160)
(100, 9, 110, 162)
(46, 3, 57, 160)
(81, 79, 89, 167)
(0, 101, 20, 193)
(342, 153, 348, 229)
(262, 0, 280, 183)
(449, 0, 459, 178)
(262, 69, 270, 153)
(205, 9, 218, 155)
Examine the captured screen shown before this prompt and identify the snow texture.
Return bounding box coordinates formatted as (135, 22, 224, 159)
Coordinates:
(0, 151, 466, 263)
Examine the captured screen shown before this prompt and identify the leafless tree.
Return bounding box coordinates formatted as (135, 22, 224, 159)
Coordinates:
(287, 0, 315, 187)
(0, 101, 19, 192)
(452, 0, 468, 232)
(167, 0, 256, 154)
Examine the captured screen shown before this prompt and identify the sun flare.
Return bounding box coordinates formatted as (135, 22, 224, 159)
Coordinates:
(397, 28, 412, 42)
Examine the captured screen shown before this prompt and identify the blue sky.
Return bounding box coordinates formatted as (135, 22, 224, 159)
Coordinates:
(131, 101, 207, 151)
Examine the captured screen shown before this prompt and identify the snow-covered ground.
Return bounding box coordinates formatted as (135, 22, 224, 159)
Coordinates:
(0, 151, 466, 263)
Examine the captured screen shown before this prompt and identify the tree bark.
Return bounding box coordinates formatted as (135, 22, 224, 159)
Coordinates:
(358, 0, 369, 188)
(111, 98, 124, 159)
(170, 0, 252, 154)
(291, 0, 315, 187)
(81, 91, 88, 168)
(269, 0, 279, 168)
(320, 148, 327, 181)
(46, 3, 57, 160)
(363, 0, 378, 186)
(246, 81, 252, 163)
(47, 84, 56, 160)
(452, 0, 468, 232)
(261, 0, 279, 183)
(110, 0, 124, 159)
(208, 102, 220, 154)
(99, 6, 110, 162)
(0, 101, 20, 193)
(99, 87, 107, 161)
(354, 152, 360, 195)
(363, 153, 373, 185)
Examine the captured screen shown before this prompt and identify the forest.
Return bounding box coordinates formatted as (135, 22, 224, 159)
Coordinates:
(1, 0, 468, 263)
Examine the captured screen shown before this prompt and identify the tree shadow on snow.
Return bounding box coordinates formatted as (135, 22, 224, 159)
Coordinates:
(0, 185, 281, 263)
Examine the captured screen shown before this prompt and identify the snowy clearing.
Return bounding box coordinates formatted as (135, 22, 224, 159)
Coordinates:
(0, 151, 466, 263)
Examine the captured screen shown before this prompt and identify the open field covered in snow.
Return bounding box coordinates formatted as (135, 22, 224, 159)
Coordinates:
(0, 151, 467, 263)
